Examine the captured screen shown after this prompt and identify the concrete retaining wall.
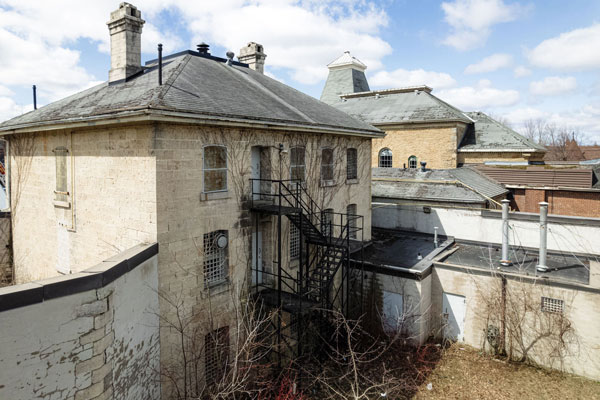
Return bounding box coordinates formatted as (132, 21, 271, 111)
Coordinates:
(373, 203, 600, 255)
(0, 243, 160, 400)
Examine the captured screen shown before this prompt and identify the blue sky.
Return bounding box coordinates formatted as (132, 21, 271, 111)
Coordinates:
(1, 0, 600, 142)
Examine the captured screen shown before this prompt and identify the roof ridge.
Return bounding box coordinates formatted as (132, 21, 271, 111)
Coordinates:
(426, 92, 474, 123)
(150, 55, 192, 108)
(227, 65, 318, 125)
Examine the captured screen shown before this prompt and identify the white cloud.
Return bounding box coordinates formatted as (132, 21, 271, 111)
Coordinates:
(441, 0, 524, 50)
(0, 96, 28, 122)
(369, 69, 456, 89)
(513, 66, 532, 78)
(528, 23, 600, 70)
(436, 79, 520, 109)
(464, 53, 513, 74)
(529, 76, 577, 96)
(0, 86, 14, 97)
(506, 105, 600, 142)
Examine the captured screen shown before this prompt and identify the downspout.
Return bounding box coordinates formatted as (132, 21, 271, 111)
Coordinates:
(536, 202, 549, 272)
(500, 199, 510, 266)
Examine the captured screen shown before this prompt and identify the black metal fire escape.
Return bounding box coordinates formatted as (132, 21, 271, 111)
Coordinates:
(249, 179, 365, 364)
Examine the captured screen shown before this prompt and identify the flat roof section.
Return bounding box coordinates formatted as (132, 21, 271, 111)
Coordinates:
(441, 241, 591, 286)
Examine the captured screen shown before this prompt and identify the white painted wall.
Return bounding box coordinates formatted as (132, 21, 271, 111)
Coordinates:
(373, 204, 600, 255)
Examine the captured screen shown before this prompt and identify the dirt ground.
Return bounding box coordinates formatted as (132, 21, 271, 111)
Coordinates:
(413, 344, 600, 400)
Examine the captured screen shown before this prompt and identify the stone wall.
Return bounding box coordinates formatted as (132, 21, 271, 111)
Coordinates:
(0, 243, 160, 400)
(0, 211, 11, 286)
(9, 127, 157, 283)
(371, 125, 459, 169)
(431, 263, 600, 380)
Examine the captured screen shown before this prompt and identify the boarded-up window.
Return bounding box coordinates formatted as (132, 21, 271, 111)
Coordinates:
(203, 230, 228, 286)
(347, 148, 357, 180)
(347, 203, 357, 239)
(321, 148, 334, 182)
(205, 326, 229, 385)
(379, 148, 392, 168)
(54, 147, 68, 202)
(290, 146, 305, 182)
(204, 146, 227, 192)
(321, 208, 334, 238)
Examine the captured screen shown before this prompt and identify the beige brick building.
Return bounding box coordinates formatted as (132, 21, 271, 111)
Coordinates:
(0, 3, 382, 397)
(321, 53, 546, 169)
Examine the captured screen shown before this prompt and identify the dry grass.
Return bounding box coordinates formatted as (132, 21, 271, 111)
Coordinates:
(414, 343, 600, 400)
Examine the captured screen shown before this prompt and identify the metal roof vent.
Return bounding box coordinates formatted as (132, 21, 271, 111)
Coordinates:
(420, 161, 427, 171)
(197, 42, 210, 54)
(226, 51, 234, 66)
(375, 93, 380, 99)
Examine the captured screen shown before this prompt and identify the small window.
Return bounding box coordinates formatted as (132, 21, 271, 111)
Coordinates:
(321, 148, 334, 182)
(54, 146, 69, 202)
(204, 146, 227, 192)
(290, 146, 305, 182)
(378, 148, 392, 168)
(346, 148, 357, 180)
(321, 208, 334, 237)
(205, 326, 229, 385)
(203, 230, 228, 287)
(290, 223, 300, 260)
(541, 297, 564, 314)
(347, 204, 357, 239)
(408, 155, 418, 169)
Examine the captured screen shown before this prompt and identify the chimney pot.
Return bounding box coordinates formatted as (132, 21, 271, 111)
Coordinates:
(420, 161, 427, 171)
(238, 42, 266, 74)
(107, 2, 145, 83)
(197, 42, 210, 54)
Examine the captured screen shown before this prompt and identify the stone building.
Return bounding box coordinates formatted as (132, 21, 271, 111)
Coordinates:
(0, 3, 382, 397)
(320, 52, 546, 169)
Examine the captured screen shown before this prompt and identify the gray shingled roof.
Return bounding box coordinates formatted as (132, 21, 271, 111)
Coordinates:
(0, 52, 382, 137)
(329, 89, 473, 125)
(320, 68, 370, 105)
(460, 112, 546, 152)
(372, 167, 507, 203)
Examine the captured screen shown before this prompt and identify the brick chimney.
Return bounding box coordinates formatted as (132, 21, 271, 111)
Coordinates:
(238, 42, 266, 74)
(107, 3, 145, 83)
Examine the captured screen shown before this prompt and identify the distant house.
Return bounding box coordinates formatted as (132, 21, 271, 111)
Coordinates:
(320, 52, 546, 169)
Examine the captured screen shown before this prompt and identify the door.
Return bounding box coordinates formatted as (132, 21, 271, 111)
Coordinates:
(442, 292, 466, 342)
(252, 229, 263, 285)
(251, 146, 261, 200)
(382, 290, 403, 335)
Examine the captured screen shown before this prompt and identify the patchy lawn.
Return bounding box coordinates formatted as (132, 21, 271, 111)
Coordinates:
(414, 344, 600, 400)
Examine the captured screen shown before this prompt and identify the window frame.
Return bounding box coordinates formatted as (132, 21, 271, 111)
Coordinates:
(408, 155, 418, 169)
(203, 230, 229, 287)
(290, 223, 300, 260)
(378, 148, 393, 168)
(290, 146, 306, 183)
(54, 146, 69, 203)
(204, 326, 229, 385)
(346, 148, 358, 181)
(541, 296, 564, 314)
(320, 147, 335, 184)
(203, 145, 228, 193)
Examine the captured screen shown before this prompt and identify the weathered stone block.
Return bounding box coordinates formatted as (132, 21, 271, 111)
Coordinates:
(75, 354, 104, 376)
(75, 381, 103, 400)
(93, 331, 114, 355)
(91, 362, 112, 384)
(80, 328, 106, 346)
(76, 299, 108, 317)
(94, 309, 113, 330)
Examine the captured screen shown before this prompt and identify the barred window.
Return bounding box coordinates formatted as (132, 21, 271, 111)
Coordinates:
(290, 146, 305, 182)
(54, 146, 68, 202)
(541, 297, 564, 314)
(408, 155, 418, 169)
(346, 148, 357, 180)
(203, 230, 228, 286)
(321, 208, 334, 238)
(290, 223, 300, 260)
(205, 326, 229, 385)
(378, 148, 392, 168)
(347, 204, 357, 239)
(204, 145, 227, 192)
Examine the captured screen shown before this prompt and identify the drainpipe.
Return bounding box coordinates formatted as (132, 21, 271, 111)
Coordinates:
(500, 199, 510, 266)
(434, 226, 439, 248)
(536, 202, 548, 272)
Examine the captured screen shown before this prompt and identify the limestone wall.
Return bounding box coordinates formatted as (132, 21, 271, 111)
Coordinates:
(9, 127, 157, 283)
(431, 265, 600, 380)
(0, 243, 160, 400)
(0, 212, 11, 286)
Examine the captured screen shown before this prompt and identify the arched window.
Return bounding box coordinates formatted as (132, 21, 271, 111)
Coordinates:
(378, 148, 392, 168)
(408, 155, 418, 169)
(204, 145, 228, 192)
